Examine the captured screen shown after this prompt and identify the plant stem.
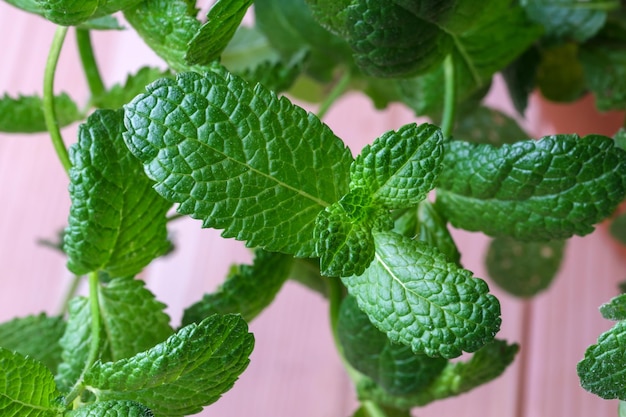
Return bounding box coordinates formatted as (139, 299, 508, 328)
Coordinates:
(440, 54, 456, 140)
(64, 271, 101, 407)
(76, 28, 106, 98)
(57, 274, 83, 316)
(44, 26, 71, 175)
(317, 70, 351, 120)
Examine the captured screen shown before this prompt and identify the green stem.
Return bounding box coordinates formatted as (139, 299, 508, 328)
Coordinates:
(64, 272, 101, 407)
(440, 54, 456, 140)
(317, 70, 352, 120)
(44, 26, 71, 175)
(76, 28, 106, 98)
(57, 274, 83, 316)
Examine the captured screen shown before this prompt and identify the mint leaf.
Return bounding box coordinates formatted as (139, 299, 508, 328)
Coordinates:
(580, 38, 626, 111)
(35, 0, 98, 25)
(185, 0, 254, 66)
(3, 0, 45, 15)
(338, 295, 447, 395)
(182, 249, 293, 325)
(0, 348, 63, 417)
(92, 67, 172, 109)
(610, 212, 626, 245)
(486, 237, 566, 297)
(84, 315, 254, 417)
(452, 107, 528, 146)
(600, 294, 626, 321)
(0, 314, 65, 373)
(436, 135, 626, 240)
(536, 43, 585, 102)
(578, 320, 626, 400)
(123, 68, 352, 257)
(0, 93, 82, 133)
(501, 46, 541, 116)
(351, 123, 444, 209)
(342, 231, 501, 359)
(64, 109, 172, 276)
(67, 401, 153, 417)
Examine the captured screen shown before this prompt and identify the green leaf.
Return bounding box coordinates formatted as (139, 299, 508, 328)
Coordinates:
(342, 231, 501, 359)
(578, 320, 626, 400)
(536, 43, 585, 102)
(0, 314, 65, 373)
(501, 45, 541, 116)
(92, 67, 172, 109)
(3, 0, 45, 15)
(35, 0, 98, 25)
(288, 257, 327, 296)
(0, 93, 82, 133)
(350, 123, 444, 209)
(452, 106, 528, 146)
(352, 404, 411, 417)
(338, 295, 447, 395)
(0, 348, 63, 417)
(78, 15, 124, 31)
(436, 135, 626, 240)
(182, 250, 293, 325)
(610, 212, 626, 245)
(84, 315, 254, 417)
(358, 339, 518, 408)
(66, 401, 153, 417)
(614, 128, 626, 151)
(185, 0, 254, 66)
(486, 237, 566, 298)
(123, 68, 352, 257)
(64, 109, 173, 277)
(580, 38, 626, 111)
(600, 294, 626, 321)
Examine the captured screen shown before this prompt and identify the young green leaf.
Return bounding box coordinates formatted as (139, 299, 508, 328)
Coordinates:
(185, 0, 254, 66)
(452, 106, 528, 146)
(486, 237, 566, 298)
(0, 348, 63, 417)
(0, 314, 65, 373)
(338, 295, 447, 395)
(578, 320, 626, 400)
(91, 67, 172, 110)
(0, 93, 82, 133)
(64, 109, 173, 277)
(600, 294, 626, 321)
(342, 231, 501, 359)
(182, 249, 293, 325)
(123, 68, 353, 257)
(66, 400, 153, 417)
(84, 314, 254, 417)
(436, 135, 626, 240)
(350, 123, 444, 209)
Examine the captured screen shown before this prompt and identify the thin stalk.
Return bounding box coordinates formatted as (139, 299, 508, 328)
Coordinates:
(64, 272, 101, 407)
(440, 54, 456, 140)
(317, 70, 352, 120)
(57, 274, 83, 316)
(44, 26, 71, 175)
(76, 28, 105, 98)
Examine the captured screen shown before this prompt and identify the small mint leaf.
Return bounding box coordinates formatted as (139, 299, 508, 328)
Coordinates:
(501, 46, 541, 116)
(436, 135, 626, 240)
(0, 348, 63, 417)
(92, 67, 172, 109)
(182, 249, 293, 325)
(123, 68, 352, 257)
(0, 93, 82, 133)
(66, 401, 153, 417)
(85, 315, 254, 417)
(342, 231, 501, 359)
(351, 123, 444, 209)
(600, 294, 626, 321)
(580, 39, 626, 111)
(452, 106, 528, 146)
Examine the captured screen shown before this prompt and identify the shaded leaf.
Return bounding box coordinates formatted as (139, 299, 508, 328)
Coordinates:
(580, 37, 626, 111)
(452, 106, 528, 146)
(501, 45, 541, 116)
(536, 43, 585, 102)
(610, 211, 626, 245)
(92, 67, 172, 109)
(0, 93, 82, 133)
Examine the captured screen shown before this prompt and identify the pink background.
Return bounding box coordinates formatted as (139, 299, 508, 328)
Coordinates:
(1, 3, 626, 416)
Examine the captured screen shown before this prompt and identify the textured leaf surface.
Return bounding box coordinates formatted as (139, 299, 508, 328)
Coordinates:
(581, 39, 626, 111)
(338, 295, 447, 395)
(0, 314, 65, 372)
(0, 348, 62, 417)
(35, 0, 98, 25)
(182, 250, 293, 325)
(85, 315, 254, 417)
(436, 135, 626, 240)
(486, 237, 566, 298)
(0, 93, 82, 133)
(64, 109, 172, 276)
(578, 321, 626, 400)
(342, 231, 501, 358)
(92, 67, 172, 109)
(452, 107, 528, 146)
(123, 69, 352, 257)
(600, 294, 626, 321)
(67, 401, 153, 417)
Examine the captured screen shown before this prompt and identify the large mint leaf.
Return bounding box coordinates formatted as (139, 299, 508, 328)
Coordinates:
(123, 68, 352, 257)
(67, 401, 153, 417)
(342, 231, 501, 359)
(578, 320, 626, 400)
(84, 315, 254, 417)
(182, 249, 293, 325)
(64, 109, 172, 277)
(338, 295, 447, 395)
(0, 314, 65, 373)
(0, 348, 63, 417)
(0, 93, 82, 133)
(436, 135, 626, 240)
(350, 123, 443, 209)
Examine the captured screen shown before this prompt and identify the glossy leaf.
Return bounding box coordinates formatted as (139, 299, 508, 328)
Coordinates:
(0, 93, 82, 133)
(600, 294, 626, 321)
(123, 68, 352, 257)
(342, 231, 501, 359)
(64, 109, 173, 276)
(66, 401, 153, 417)
(436, 135, 626, 240)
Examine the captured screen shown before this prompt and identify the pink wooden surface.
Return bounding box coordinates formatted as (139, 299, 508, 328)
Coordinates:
(1, 4, 625, 416)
